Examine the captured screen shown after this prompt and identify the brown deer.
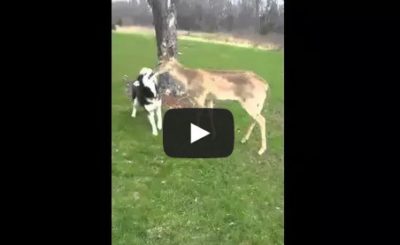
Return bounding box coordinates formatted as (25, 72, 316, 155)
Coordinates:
(154, 56, 270, 155)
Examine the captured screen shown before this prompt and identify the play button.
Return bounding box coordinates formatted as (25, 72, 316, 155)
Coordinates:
(163, 108, 234, 158)
(190, 123, 210, 143)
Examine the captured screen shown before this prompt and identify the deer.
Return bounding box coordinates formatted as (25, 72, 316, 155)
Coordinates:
(153, 56, 270, 155)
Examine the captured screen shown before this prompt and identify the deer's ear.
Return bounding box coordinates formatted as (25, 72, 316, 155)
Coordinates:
(159, 54, 168, 61)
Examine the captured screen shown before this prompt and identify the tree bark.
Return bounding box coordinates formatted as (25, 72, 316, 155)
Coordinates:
(148, 0, 178, 58)
(255, 0, 261, 33)
(147, 0, 184, 101)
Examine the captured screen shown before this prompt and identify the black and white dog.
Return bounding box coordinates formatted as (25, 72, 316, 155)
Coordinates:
(124, 67, 162, 136)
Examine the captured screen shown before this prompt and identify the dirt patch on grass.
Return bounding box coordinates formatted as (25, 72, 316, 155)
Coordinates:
(114, 25, 155, 35)
(114, 25, 283, 51)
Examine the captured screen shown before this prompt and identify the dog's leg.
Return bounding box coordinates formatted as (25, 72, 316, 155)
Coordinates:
(156, 102, 162, 130)
(147, 110, 158, 136)
(131, 99, 138, 118)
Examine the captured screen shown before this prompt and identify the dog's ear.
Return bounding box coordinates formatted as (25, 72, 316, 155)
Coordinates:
(148, 71, 156, 79)
(139, 67, 153, 75)
(158, 56, 165, 63)
(152, 75, 159, 85)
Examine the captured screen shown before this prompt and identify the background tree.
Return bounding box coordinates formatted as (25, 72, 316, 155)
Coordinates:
(112, 0, 284, 35)
(147, 0, 178, 58)
(259, 0, 280, 35)
(146, 0, 182, 97)
(116, 18, 122, 27)
(255, 0, 261, 32)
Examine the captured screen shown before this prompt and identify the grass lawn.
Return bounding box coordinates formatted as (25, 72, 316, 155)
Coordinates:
(112, 32, 284, 244)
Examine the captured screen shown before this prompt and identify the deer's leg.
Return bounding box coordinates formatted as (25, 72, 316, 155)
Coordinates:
(206, 99, 214, 108)
(241, 122, 256, 144)
(206, 99, 216, 139)
(240, 94, 267, 155)
(240, 99, 259, 144)
(255, 114, 267, 155)
(156, 101, 162, 130)
(194, 93, 208, 108)
(194, 93, 208, 125)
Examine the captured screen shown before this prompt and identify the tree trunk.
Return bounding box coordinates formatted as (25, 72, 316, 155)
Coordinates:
(148, 0, 178, 58)
(255, 0, 260, 33)
(148, 0, 184, 103)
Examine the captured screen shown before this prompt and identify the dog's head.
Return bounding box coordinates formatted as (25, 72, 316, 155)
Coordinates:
(137, 67, 159, 97)
(139, 67, 153, 76)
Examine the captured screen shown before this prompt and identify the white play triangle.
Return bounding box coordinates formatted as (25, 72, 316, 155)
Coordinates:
(190, 123, 210, 144)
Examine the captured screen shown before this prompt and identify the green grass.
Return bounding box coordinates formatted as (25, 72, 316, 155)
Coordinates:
(112, 33, 284, 245)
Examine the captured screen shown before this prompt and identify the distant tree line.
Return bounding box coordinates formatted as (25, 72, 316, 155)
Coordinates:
(112, 0, 283, 35)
